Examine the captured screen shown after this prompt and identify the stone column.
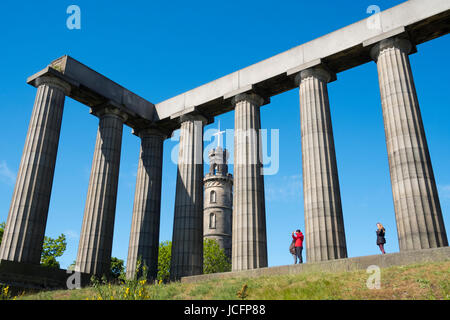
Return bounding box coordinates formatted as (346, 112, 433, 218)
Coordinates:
(295, 67, 347, 262)
(231, 93, 268, 271)
(0, 76, 70, 264)
(170, 114, 206, 280)
(371, 37, 448, 250)
(75, 106, 127, 276)
(126, 127, 168, 280)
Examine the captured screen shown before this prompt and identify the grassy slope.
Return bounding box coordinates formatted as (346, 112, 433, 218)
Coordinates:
(17, 260, 450, 300)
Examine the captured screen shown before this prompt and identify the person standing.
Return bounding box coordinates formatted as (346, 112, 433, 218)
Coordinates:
(289, 239, 296, 264)
(292, 229, 304, 264)
(376, 223, 386, 254)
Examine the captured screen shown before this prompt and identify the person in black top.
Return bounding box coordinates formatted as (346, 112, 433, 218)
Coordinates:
(376, 223, 386, 254)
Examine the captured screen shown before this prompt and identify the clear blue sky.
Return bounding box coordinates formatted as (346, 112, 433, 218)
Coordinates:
(0, 0, 449, 269)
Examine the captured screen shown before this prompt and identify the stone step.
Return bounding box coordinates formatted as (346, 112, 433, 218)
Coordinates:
(181, 246, 450, 283)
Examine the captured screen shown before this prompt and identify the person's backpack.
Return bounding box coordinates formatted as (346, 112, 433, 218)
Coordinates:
(289, 240, 295, 254)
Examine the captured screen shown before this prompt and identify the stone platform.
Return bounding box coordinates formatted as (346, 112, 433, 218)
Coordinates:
(0, 260, 91, 292)
(181, 246, 450, 283)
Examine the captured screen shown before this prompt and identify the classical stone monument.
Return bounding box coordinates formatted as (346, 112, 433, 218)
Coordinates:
(203, 125, 233, 260)
(0, 0, 449, 287)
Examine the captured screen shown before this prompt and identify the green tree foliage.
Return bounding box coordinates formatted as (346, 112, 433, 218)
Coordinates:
(40, 234, 67, 268)
(0, 222, 5, 244)
(68, 258, 126, 282)
(67, 260, 76, 271)
(203, 238, 231, 274)
(156, 239, 231, 281)
(157, 240, 172, 283)
(110, 257, 126, 280)
(1, 222, 68, 269)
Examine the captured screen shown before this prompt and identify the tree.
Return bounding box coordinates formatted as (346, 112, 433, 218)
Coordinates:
(157, 240, 172, 283)
(67, 257, 126, 281)
(1, 222, 68, 269)
(203, 238, 231, 274)
(40, 234, 67, 268)
(0, 222, 5, 244)
(110, 257, 125, 280)
(156, 239, 232, 281)
(67, 260, 76, 271)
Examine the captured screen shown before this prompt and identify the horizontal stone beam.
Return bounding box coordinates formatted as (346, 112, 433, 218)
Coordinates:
(24, 0, 450, 132)
(154, 0, 450, 124)
(27, 55, 155, 129)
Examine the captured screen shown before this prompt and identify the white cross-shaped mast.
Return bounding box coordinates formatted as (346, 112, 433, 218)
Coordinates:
(213, 120, 226, 149)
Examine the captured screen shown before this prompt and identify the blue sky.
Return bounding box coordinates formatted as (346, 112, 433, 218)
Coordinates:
(0, 0, 449, 269)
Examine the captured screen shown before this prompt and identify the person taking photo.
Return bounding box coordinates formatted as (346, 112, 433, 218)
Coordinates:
(292, 229, 304, 264)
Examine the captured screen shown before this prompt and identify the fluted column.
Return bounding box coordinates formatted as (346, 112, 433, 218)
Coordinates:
(170, 114, 206, 280)
(75, 106, 127, 276)
(0, 76, 70, 264)
(126, 127, 168, 280)
(231, 93, 268, 271)
(295, 67, 347, 262)
(371, 37, 448, 250)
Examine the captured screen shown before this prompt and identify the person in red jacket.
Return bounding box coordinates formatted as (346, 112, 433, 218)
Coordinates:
(292, 229, 304, 264)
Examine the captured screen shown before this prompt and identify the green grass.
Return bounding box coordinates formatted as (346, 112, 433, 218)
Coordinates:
(12, 260, 450, 300)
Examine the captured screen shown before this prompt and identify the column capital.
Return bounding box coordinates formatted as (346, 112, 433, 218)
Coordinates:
(231, 92, 265, 107)
(34, 76, 71, 95)
(170, 107, 213, 126)
(90, 104, 128, 122)
(179, 112, 210, 125)
(132, 125, 173, 139)
(370, 37, 413, 62)
(294, 66, 335, 85)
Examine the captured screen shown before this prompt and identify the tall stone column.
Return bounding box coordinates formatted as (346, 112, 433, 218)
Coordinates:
(371, 37, 448, 250)
(0, 76, 70, 264)
(231, 93, 268, 271)
(126, 127, 168, 280)
(295, 67, 347, 262)
(170, 114, 206, 280)
(75, 106, 127, 276)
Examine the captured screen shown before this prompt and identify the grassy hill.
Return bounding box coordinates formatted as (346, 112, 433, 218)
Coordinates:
(9, 260, 450, 300)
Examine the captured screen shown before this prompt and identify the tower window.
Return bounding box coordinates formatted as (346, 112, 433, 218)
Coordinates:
(209, 212, 216, 229)
(210, 190, 216, 203)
